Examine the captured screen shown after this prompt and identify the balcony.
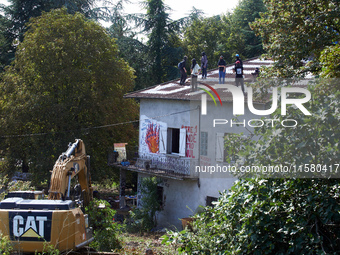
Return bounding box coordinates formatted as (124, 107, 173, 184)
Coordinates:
(109, 148, 198, 180)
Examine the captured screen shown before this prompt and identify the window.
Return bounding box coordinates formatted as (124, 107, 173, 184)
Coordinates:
(200, 132, 208, 156)
(159, 127, 186, 156)
(170, 128, 180, 153)
(216, 133, 247, 162)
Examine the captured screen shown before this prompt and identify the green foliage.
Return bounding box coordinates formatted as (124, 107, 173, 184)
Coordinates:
(228, 0, 266, 58)
(132, 0, 185, 85)
(240, 81, 339, 175)
(320, 44, 340, 78)
(252, 0, 340, 77)
(7, 180, 35, 192)
(183, 0, 266, 66)
(183, 16, 228, 65)
(125, 177, 161, 233)
(164, 178, 340, 254)
(0, 0, 105, 71)
(0, 233, 13, 255)
(35, 242, 60, 255)
(0, 8, 138, 183)
(86, 199, 121, 251)
(124, 208, 155, 234)
(0, 174, 9, 200)
(0, 175, 35, 200)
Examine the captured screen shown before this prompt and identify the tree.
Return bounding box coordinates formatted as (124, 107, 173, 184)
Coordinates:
(126, 177, 162, 232)
(319, 44, 340, 78)
(227, 0, 266, 59)
(0, 8, 138, 183)
(106, 0, 154, 90)
(183, 16, 228, 68)
(251, 0, 340, 77)
(134, 0, 185, 85)
(182, 0, 266, 67)
(0, 0, 108, 72)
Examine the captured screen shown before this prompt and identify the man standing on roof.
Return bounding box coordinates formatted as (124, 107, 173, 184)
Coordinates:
(191, 58, 201, 91)
(201, 51, 208, 79)
(217, 55, 226, 84)
(234, 59, 245, 94)
(179, 56, 187, 85)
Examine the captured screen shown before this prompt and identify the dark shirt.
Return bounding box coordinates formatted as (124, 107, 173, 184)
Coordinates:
(201, 55, 208, 67)
(235, 57, 243, 66)
(235, 65, 243, 78)
(218, 59, 226, 72)
(180, 60, 186, 71)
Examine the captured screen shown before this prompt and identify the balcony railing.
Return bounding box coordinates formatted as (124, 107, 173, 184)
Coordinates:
(134, 154, 199, 179)
(108, 148, 198, 180)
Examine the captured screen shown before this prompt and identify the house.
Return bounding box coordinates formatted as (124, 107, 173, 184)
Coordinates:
(120, 57, 274, 229)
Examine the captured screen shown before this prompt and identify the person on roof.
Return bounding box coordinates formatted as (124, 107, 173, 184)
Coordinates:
(191, 58, 201, 91)
(201, 51, 208, 79)
(234, 60, 245, 94)
(179, 56, 187, 85)
(217, 55, 226, 84)
(252, 67, 260, 81)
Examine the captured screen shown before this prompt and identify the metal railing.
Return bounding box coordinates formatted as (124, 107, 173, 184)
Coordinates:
(135, 153, 198, 179)
(108, 147, 198, 179)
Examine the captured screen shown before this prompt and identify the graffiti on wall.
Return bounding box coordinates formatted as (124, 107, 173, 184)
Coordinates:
(181, 125, 197, 158)
(145, 123, 160, 153)
(140, 115, 167, 155)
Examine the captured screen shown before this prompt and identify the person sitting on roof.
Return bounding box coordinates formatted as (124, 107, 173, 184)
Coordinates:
(252, 67, 260, 76)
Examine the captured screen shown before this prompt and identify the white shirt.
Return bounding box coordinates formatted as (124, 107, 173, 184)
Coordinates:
(192, 64, 200, 76)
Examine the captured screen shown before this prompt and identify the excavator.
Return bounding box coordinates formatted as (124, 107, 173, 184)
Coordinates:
(0, 139, 94, 253)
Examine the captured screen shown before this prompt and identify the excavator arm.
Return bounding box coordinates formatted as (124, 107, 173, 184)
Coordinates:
(48, 139, 93, 207)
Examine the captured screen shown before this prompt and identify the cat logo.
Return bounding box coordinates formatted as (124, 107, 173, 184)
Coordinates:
(9, 212, 52, 241)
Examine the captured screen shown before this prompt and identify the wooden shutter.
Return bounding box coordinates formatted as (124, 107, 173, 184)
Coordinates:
(179, 128, 186, 156)
(216, 133, 225, 162)
(159, 127, 167, 154)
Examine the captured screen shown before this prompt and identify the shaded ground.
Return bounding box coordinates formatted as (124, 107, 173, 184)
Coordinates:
(93, 185, 179, 255)
(117, 232, 178, 255)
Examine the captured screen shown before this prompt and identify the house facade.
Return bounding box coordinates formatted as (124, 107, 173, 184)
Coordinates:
(123, 58, 274, 228)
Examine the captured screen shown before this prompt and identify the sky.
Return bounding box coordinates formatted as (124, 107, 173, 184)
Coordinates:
(116, 0, 240, 20)
(0, 0, 240, 20)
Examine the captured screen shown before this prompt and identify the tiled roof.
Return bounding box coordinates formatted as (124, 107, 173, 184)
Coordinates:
(124, 57, 274, 101)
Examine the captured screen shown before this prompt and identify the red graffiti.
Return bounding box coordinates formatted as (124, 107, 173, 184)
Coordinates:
(181, 125, 197, 158)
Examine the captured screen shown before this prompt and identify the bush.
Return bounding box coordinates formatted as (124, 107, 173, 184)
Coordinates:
(35, 242, 60, 255)
(86, 199, 121, 252)
(124, 208, 154, 234)
(163, 178, 340, 254)
(0, 233, 13, 255)
(124, 176, 161, 233)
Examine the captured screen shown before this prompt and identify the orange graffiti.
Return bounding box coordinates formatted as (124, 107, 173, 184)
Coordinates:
(145, 123, 160, 153)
